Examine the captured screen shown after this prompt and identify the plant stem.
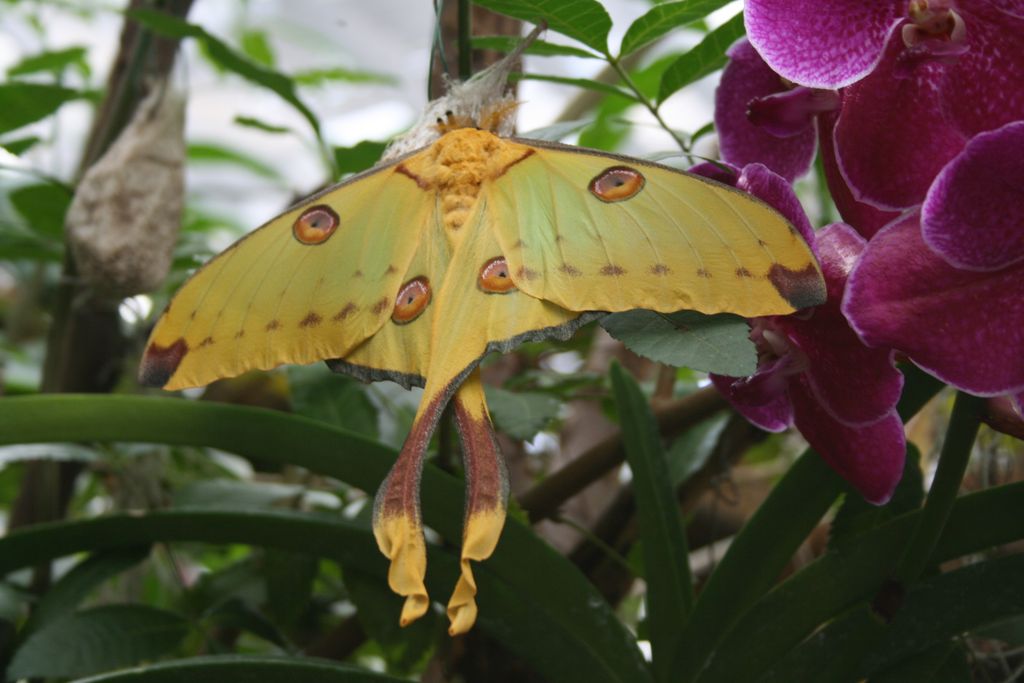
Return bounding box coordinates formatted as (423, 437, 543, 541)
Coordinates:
(608, 57, 689, 152)
(894, 391, 984, 585)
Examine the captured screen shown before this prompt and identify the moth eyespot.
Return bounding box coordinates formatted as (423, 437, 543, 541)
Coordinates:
(589, 166, 645, 202)
(392, 277, 431, 324)
(478, 257, 517, 294)
(293, 205, 340, 244)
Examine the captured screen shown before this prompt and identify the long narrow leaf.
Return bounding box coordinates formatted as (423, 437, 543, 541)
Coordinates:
(697, 483, 1024, 682)
(610, 364, 692, 683)
(71, 655, 409, 682)
(0, 396, 651, 683)
(657, 12, 745, 103)
(129, 9, 321, 140)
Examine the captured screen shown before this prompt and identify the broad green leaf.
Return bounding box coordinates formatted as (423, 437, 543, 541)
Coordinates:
(601, 309, 756, 376)
(9, 182, 73, 239)
(333, 140, 388, 178)
(8, 46, 90, 78)
(513, 72, 637, 100)
(0, 135, 41, 155)
(620, 0, 734, 56)
(665, 413, 728, 486)
(293, 67, 396, 86)
(484, 386, 562, 441)
(240, 29, 275, 67)
(0, 231, 62, 261)
(187, 142, 281, 180)
(9, 605, 188, 679)
(129, 9, 321, 139)
(0, 82, 81, 135)
(233, 115, 291, 134)
(263, 550, 318, 628)
(471, 35, 601, 59)
(657, 12, 745, 103)
(344, 565, 438, 673)
(173, 479, 307, 509)
(870, 643, 971, 683)
(735, 534, 1024, 682)
(671, 451, 845, 681)
(472, 0, 612, 54)
(610, 364, 692, 683)
(288, 366, 379, 438)
(0, 581, 30, 622)
(829, 443, 923, 551)
(203, 598, 287, 647)
(70, 655, 410, 682)
(25, 548, 150, 634)
(0, 396, 652, 683)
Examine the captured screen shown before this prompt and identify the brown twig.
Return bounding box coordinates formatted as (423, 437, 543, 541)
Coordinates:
(517, 386, 728, 523)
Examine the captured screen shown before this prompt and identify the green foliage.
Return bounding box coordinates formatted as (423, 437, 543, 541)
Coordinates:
(601, 310, 757, 376)
(657, 12, 745, 102)
(610, 364, 692, 682)
(484, 385, 562, 440)
(0, 82, 82, 135)
(473, 0, 613, 54)
(9, 605, 189, 679)
(620, 0, 734, 56)
(69, 655, 411, 682)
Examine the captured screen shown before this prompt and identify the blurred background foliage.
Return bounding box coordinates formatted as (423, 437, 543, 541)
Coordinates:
(0, 1, 1022, 682)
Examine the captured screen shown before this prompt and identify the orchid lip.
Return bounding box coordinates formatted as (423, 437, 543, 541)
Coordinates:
(747, 87, 839, 138)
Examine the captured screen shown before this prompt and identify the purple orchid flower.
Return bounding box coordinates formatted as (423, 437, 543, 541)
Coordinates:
(843, 121, 1024, 404)
(696, 163, 906, 504)
(745, 0, 1024, 210)
(714, 39, 827, 181)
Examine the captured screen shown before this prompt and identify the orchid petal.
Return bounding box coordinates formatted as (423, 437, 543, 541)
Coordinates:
(714, 39, 817, 181)
(817, 109, 900, 238)
(941, 7, 1024, 137)
(736, 163, 816, 247)
(790, 378, 906, 505)
(843, 212, 1024, 396)
(923, 121, 1024, 270)
(745, 0, 903, 89)
(783, 225, 903, 424)
(710, 371, 793, 433)
(834, 37, 966, 210)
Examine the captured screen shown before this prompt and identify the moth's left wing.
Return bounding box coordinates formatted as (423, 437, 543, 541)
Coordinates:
(483, 140, 826, 317)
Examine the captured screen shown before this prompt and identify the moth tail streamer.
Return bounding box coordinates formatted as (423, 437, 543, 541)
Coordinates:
(372, 387, 450, 627)
(446, 371, 509, 636)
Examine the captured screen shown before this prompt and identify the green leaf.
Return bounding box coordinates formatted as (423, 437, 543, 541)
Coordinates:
(8, 46, 90, 78)
(665, 413, 728, 486)
(203, 598, 288, 647)
(620, 0, 734, 56)
(288, 366, 379, 438)
(68, 654, 411, 682)
(513, 72, 637, 100)
(0, 231, 63, 262)
(25, 548, 151, 634)
(173, 479, 307, 509)
(0, 581, 30, 623)
(292, 67, 396, 87)
(333, 140, 388, 177)
(233, 115, 291, 134)
(129, 9, 321, 139)
(344, 566, 438, 673)
(263, 550, 318, 628)
(749, 538, 1024, 682)
(610, 364, 692, 683)
(9, 605, 188, 679)
(0, 82, 81, 135)
(829, 443, 924, 551)
(0, 135, 41, 155)
(521, 118, 594, 141)
(240, 29, 275, 67)
(601, 310, 756, 376)
(671, 451, 845, 681)
(657, 12, 745, 103)
(0, 396, 652, 683)
(187, 143, 282, 180)
(472, 0, 613, 54)
(869, 643, 971, 683)
(471, 35, 601, 59)
(484, 386, 562, 441)
(9, 182, 73, 239)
